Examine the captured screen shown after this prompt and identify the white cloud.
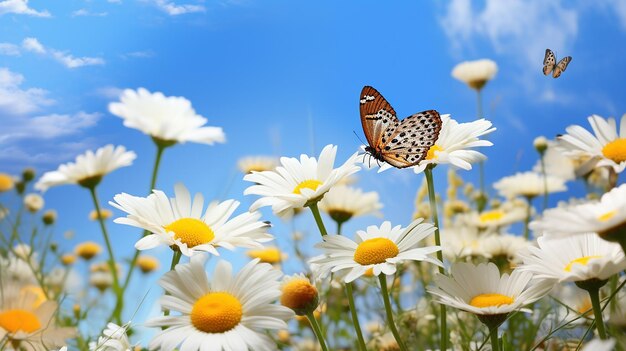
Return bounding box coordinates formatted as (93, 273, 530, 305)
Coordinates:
(71, 9, 108, 17)
(153, 0, 205, 15)
(22, 37, 46, 54)
(0, 43, 20, 56)
(94, 86, 124, 99)
(122, 50, 155, 59)
(0, 111, 101, 144)
(0, 0, 50, 17)
(0, 67, 54, 115)
(21, 37, 105, 68)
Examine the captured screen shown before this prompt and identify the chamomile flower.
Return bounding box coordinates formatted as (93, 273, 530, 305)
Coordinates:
(310, 218, 442, 283)
(558, 114, 626, 173)
(518, 233, 626, 283)
(481, 234, 529, 266)
(237, 156, 278, 174)
(35, 145, 136, 191)
(427, 262, 552, 317)
(532, 141, 576, 181)
(244, 144, 360, 214)
(145, 255, 294, 351)
(109, 88, 225, 145)
(319, 185, 382, 223)
(451, 59, 498, 91)
(493, 172, 567, 199)
(529, 184, 626, 242)
(412, 115, 495, 174)
(111, 183, 272, 257)
(23, 193, 44, 213)
(89, 322, 132, 351)
(441, 226, 487, 260)
(459, 200, 528, 230)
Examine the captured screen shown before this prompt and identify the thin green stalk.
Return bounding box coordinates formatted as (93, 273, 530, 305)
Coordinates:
(308, 202, 327, 236)
(424, 166, 447, 351)
(346, 283, 367, 351)
(490, 327, 500, 351)
(163, 250, 183, 317)
(307, 311, 329, 351)
(540, 156, 548, 210)
(379, 275, 408, 351)
(89, 187, 123, 324)
(588, 287, 607, 339)
(337, 220, 343, 236)
(523, 196, 533, 239)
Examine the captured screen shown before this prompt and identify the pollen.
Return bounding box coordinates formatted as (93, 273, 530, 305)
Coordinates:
(479, 210, 505, 223)
(293, 179, 323, 195)
(564, 255, 602, 272)
(426, 145, 443, 160)
(164, 218, 215, 248)
(281, 278, 319, 315)
(598, 210, 617, 222)
(191, 292, 242, 333)
(469, 293, 514, 308)
(354, 238, 399, 265)
(0, 309, 42, 334)
(602, 138, 626, 163)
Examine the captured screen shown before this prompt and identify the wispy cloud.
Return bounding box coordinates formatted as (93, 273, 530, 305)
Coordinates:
(0, 111, 101, 144)
(0, 0, 50, 17)
(21, 37, 105, 68)
(0, 43, 20, 56)
(0, 67, 54, 115)
(72, 9, 108, 17)
(152, 0, 205, 15)
(94, 86, 123, 99)
(122, 50, 155, 59)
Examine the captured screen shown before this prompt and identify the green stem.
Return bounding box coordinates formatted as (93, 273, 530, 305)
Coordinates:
(540, 156, 548, 210)
(523, 196, 533, 240)
(379, 275, 408, 351)
(337, 220, 343, 236)
(307, 311, 329, 351)
(89, 187, 122, 325)
(346, 283, 367, 351)
(308, 202, 327, 236)
(588, 287, 607, 339)
(163, 250, 183, 317)
(490, 326, 500, 351)
(424, 166, 447, 351)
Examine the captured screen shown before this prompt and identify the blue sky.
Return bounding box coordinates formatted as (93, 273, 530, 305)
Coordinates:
(2, 0, 626, 341)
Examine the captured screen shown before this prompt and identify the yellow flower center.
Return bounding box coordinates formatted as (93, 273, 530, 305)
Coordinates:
(353, 238, 399, 265)
(364, 267, 374, 277)
(564, 255, 602, 272)
(479, 210, 504, 223)
(136, 256, 159, 273)
(164, 218, 215, 248)
(190, 292, 242, 333)
(281, 279, 319, 313)
(598, 210, 617, 222)
(426, 145, 443, 160)
(0, 173, 14, 192)
(75, 242, 102, 260)
(0, 309, 42, 334)
(293, 179, 323, 195)
(602, 138, 626, 163)
(247, 247, 283, 264)
(469, 293, 514, 308)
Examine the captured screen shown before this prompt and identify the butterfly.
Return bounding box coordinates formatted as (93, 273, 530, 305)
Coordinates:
(359, 86, 442, 169)
(543, 49, 572, 78)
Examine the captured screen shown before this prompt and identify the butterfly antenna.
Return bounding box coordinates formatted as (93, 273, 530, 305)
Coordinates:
(352, 131, 366, 146)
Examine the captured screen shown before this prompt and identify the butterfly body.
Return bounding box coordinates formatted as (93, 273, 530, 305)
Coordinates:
(359, 86, 442, 169)
(543, 49, 572, 78)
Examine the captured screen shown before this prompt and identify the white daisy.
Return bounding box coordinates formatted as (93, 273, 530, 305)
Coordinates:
(427, 262, 552, 316)
(518, 233, 626, 283)
(111, 183, 272, 257)
(310, 218, 442, 283)
(108, 88, 225, 145)
(237, 156, 279, 174)
(458, 200, 528, 230)
(529, 184, 626, 242)
(481, 234, 530, 265)
(581, 338, 616, 351)
(89, 322, 132, 351)
(451, 59, 498, 90)
(35, 145, 136, 191)
(243, 144, 360, 214)
(533, 141, 576, 181)
(493, 172, 567, 199)
(412, 115, 495, 174)
(145, 255, 294, 351)
(558, 114, 626, 173)
(23, 193, 44, 213)
(318, 185, 382, 224)
(441, 226, 487, 260)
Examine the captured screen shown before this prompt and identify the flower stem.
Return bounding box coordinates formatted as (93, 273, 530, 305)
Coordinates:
(307, 311, 329, 351)
(476, 89, 486, 200)
(424, 166, 447, 351)
(163, 250, 182, 317)
(489, 326, 500, 351)
(379, 275, 408, 351)
(89, 186, 123, 325)
(346, 282, 367, 351)
(308, 202, 327, 236)
(588, 287, 608, 339)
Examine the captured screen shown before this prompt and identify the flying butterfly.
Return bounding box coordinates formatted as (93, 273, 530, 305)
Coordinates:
(543, 49, 572, 78)
(359, 86, 442, 169)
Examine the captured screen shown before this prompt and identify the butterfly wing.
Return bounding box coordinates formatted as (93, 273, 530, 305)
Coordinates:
(378, 110, 443, 168)
(543, 49, 556, 75)
(552, 56, 572, 78)
(360, 86, 400, 150)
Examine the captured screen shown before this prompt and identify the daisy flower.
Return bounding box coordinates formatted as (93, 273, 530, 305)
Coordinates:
(427, 262, 552, 318)
(23, 193, 44, 213)
(244, 144, 360, 214)
(280, 273, 319, 316)
(108, 88, 225, 145)
(35, 145, 136, 191)
(0, 172, 15, 192)
(529, 184, 626, 243)
(459, 200, 528, 230)
(481, 233, 530, 267)
(441, 225, 487, 260)
(451, 59, 498, 91)
(518, 233, 626, 283)
(237, 156, 279, 174)
(310, 218, 442, 283)
(89, 322, 132, 351)
(411, 115, 495, 174)
(0, 287, 76, 350)
(145, 255, 294, 351)
(319, 185, 382, 224)
(532, 141, 576, 181)
(111, 183, 272, 257)
(493, 172, 567, 199)
(558, 114, 626, 174)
